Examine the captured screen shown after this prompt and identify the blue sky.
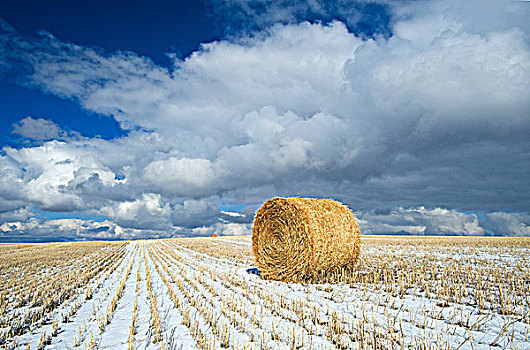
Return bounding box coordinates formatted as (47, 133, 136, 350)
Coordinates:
(0, 0, 217, 63)
(0, 0, 218, 145)
(1, 0, 530, 241)
(0, 0, 392, 146)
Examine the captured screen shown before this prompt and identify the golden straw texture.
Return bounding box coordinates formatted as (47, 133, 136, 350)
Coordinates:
(252, 197, 361, 282)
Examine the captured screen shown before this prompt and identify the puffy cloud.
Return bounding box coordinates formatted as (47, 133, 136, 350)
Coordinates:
(211, 223, 249, 236)
(12, 117, 62, 141)
(356, 207, 530, 237)
(143, 157, 220, 197)
(171, 199, 222, 228)
(4, 140, 117, 211)
(0, 155, 27, 212)
(357, 207, 485, 236)
(100, 193, 172, 230)
(0, 215, 250, 242)
(481, 212, 530, 236)
(0, 207, 33, 222)
(191, 222, 250, 237)
(394, 0, 530, 37)
(0, 217, 183, 242)
(0, 218, 120, 242)
(0, 0, 530, 239)
(22, 21, 359, 139)
(344, 28, 530, 149)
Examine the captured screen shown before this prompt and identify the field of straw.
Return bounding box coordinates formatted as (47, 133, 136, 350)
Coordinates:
(0, 236, 529, 349)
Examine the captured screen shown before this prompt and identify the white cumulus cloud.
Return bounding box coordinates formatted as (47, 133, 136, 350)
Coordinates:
(12, 117, 63, 141)
(100, 193, 172, 230)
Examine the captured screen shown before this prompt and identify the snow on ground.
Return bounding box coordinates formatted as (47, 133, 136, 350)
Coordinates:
(2, 236, 529, 349)
(97, 245, 138, 350)
(144, 243, 199, 350)
(13, 243, 136, 349)
(134, 249, 157, 350)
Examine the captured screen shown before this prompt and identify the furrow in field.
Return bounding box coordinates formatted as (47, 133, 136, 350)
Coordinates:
(143, 242, 200, 349)
(216, 238, 251, 247)
(97, 243, 140, 349)
(133, 244, 156, 350)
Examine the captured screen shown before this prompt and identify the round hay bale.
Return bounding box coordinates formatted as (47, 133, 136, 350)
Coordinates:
(252, 197, 361, 282)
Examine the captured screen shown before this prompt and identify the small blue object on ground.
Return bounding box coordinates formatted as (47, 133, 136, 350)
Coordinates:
(246, 268, 261, 276)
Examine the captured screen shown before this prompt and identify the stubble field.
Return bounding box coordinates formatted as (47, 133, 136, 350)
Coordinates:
(0, 236, 529, 349)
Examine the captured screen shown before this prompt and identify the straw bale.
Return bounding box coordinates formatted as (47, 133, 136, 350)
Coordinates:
(252, 197, 361, 282)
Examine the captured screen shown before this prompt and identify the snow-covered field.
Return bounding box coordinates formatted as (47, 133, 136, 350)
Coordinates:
(1, 236, 529, 349)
